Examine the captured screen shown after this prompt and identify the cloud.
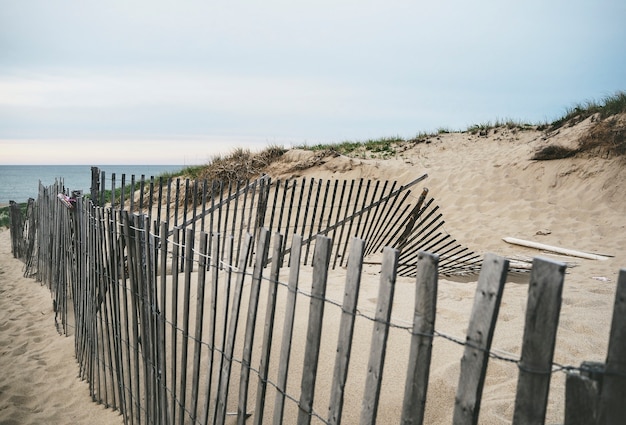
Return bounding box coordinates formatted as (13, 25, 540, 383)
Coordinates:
(1, 0, 625, 163)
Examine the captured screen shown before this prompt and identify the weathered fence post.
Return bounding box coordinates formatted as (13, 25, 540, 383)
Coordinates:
(453, 253, 509, 425)
(272, 235, 303, 425)
(91, 166, 100, 206)
(297, 235, 332, 425)
(564, 361, 603, 424)
(328, 237, 366, 425)
(598, 268, 626, 424)
(512, 257, 566, 425)
(400, 251, 439, 425)
(214, 233, 254, 425)
(238, 228, 271, 424)
(253, 232, 285, 424)
(359, 246, 399, 425)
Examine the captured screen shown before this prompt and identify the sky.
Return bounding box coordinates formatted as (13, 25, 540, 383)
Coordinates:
(1, 0, 625, 165)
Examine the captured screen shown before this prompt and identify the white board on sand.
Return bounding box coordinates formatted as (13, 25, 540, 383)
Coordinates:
(502, 237, 611, 261)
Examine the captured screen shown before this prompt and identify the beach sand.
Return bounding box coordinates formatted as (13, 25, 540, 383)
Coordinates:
(1, 115, 625, 424)
(0, 229, 124, 425)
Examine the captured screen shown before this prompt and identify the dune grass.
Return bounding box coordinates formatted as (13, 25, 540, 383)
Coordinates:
(0, 203, 28, 228)
(548, 91, 626, 131)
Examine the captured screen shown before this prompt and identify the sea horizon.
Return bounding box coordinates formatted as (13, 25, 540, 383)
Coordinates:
(0, 164, 185, 206)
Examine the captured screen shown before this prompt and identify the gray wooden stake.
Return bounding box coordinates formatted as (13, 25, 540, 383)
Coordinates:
(328, 237, 366, 425)
(272, 235, 303, 425)
(253, 232, 285, 425)
(359, 246, 399, 425)
(214, 233, 253, 425)
(297, 235, 332, 425)
(598, 268, 626, 424)
(400, 251, 439, 425)
(453, 253, 509, 425)
(512, 257, 566, 425)
(237, 228, 271, 425)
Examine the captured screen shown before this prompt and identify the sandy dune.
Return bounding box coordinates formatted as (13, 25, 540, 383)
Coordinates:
(1, 114, 625, 424)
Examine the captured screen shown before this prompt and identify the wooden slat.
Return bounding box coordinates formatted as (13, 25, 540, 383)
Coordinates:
(169, 227, 181, 425)
(201, 233, 222, 425)
(253, 232, 285, 425)
(512, 257, 566, 425)
(328, 238, 365, 425)
(158, 221, 169, 425)
(177, 228, 195, 425)
(214, 233, 254, 425)
(272, 235, 303, 425)
(564, 371, 600, 425)
(400, 251, 439, 425)
(359, 246, 399, 425)
(190, 232, 209, 422)
(453, 253, 509, 425)
(297, 235, 332, 425)
(598, 268, 626, 424)
(237, 228, 271, 424)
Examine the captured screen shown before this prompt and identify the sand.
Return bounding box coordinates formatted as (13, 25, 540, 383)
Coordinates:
(1, 116, 625, 424)
(0, 229, 124, 425)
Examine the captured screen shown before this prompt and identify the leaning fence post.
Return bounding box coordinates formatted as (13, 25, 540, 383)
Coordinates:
(400, 251, 439, 425)
(598, 268, 626, 424)
(512, 257, 566, 425)
(453, 253, 509, 425)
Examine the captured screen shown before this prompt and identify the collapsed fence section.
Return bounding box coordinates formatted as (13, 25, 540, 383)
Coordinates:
(85, 169, 485, 276)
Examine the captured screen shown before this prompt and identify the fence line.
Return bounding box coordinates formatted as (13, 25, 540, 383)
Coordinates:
(7, 172, 626, 424)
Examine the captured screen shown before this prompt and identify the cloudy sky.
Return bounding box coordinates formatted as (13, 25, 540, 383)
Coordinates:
(1, 0, 625, 164)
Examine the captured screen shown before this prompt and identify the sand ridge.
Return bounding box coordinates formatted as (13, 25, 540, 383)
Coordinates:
(1, 115, 625, 424)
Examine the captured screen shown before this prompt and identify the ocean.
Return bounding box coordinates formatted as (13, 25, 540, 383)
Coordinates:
(0, 165, 185, 205)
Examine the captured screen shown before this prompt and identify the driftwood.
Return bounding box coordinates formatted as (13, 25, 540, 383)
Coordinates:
(503, 237, 611, 261)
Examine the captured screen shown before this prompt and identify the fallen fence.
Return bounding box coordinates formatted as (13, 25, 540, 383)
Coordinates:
(7, 171, 626, 424)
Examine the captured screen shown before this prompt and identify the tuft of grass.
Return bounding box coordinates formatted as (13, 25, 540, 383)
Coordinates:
(0, 206, 10, 228)
(467, 119, 535, 135)
(294, 136, 404, 158)
(0, 203, 28, 228)
(548, 91, 626, 132)
(197, 144, 287, 184)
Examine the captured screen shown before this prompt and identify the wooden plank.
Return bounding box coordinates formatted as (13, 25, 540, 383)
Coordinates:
(297, 235, 332, 425)
(201, 233, 222, 425)
(503, 237, 610, 261)
(564, 371, 600, 425)
(327, 238, 365, 425)
(598, 268, 626, 424)
(169, 227, 181, 425)
(400, 251, 439, 425)
(158, 221, 169, 425)
(190, 232, 209, 422)
(253, 232, 285, 425)
(359, 246, 399, 425)
(339, 180, 365, 268)
(237, 228, 271, 424)
(453, 253, 509, 425)
(177, 228, 195, 425)
(512, 257, 566, 425)
(272, 235, 303, 425)
(214, 233, 254, 425)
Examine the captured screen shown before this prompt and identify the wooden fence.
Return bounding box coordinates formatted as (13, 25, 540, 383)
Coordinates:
(7, 170, 626, 425)
(84, 168, 492, 276)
